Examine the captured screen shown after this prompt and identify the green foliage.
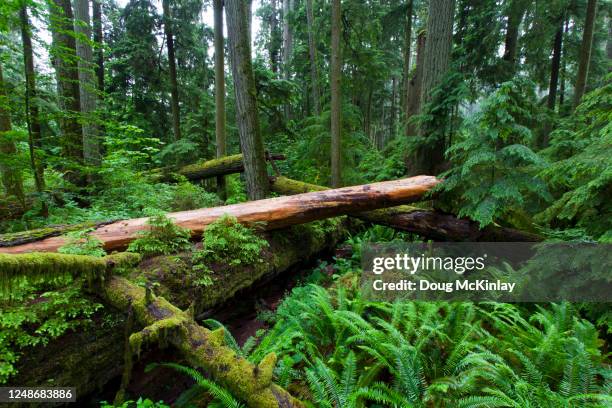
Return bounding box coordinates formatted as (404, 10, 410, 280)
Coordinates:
(58, 228, 106, 257)
(0, 282, 102, 383)
(100, 398, 170, 408)
(127, 213, 191, 257)
(191, 215, 268, 276)
(438, 78, 551, 227)
(537, 77, 612, 241)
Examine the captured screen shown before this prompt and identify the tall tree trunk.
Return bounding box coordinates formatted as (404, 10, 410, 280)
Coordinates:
(306, 0, 321, 115)
(502, 0, 526, 72)
(607, 16, 612, 62)
(214, 0, 226, 200)
(547, 19, 564, 111)
(401, 0, 413, 115)
(92, 0, 104, 94)
(49, 0, 84, 176)
(405, 31, 425, 137)
(74, 0, 100, 167)
(20, 5, 47, 216)
(162, 0, 181, 140)
(390, 75, 397, 142)
(269, 0, 280, 74)
(330, 0, 342, 187)
(573, 0, 598, 108)
(0, 64, 25, 204)
(415, 0, 455, 175)
(225, 0, 269, 200)
(559, 17, 569, 107)
(282, 0, 294, 119)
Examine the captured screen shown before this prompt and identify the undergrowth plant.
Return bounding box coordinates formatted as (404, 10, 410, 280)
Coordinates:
(58, 228, 107, 257)
(127, 213, 191, 257)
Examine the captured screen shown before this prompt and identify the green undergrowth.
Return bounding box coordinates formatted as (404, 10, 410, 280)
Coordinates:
(128, 213, 192, 257)
(0, 277, 103, 384)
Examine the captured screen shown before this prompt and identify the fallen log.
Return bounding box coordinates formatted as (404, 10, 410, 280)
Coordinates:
(0, 175, 440, 254)
(269, 176, 543, 242)
(148, 153, 285, 182)
(0, 220, 118, 247)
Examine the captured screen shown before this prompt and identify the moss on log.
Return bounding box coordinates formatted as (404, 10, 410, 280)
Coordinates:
(149, 153, 286, 182)
(270, 176, 543, 242)
(0, 220, 118, 247)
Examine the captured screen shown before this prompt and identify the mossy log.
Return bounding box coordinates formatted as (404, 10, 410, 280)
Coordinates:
(1, 175, 440, 253)
(102, 275, 304, 408)
(0, 220, 118, 247)
(148, 153, 285, 182)
(269, 176, 543, 242)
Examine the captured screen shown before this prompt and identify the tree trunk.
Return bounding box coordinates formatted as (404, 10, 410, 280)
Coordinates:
(162, 0, 181, 140)
(74, 0, 101, 167)
(390, 75, 397, 142)
(559, 17, 569, 107)
(282, 0, 294, 119)
(502, 0, 526, 71)
(405, 31, 425, 137)
(547, 19, 564, 111)
(413, 0, 455, 175)
(0, 176, 440, 254)
(21, 5, 47, 217)
(0, 64, 25, 204)
(49, 0, 84, 174)
(214, 0, 226, 200)
(306, 0, 321, 115)
(330, 0, 342, 187)
(225, 0, 270, 200)
(573, 0, 598, 108)
(269, 0, 280, 74)
(607, 16, 612, 62)
(92, 0, 104, 94)
(269, 176, 543, 242)
(401, 0, 413, 115)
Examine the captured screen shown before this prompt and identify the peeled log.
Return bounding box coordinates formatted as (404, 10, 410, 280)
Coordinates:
(148, 153, 285, 182)
(269, 176, 542, 242)
(0, 176, 440, 254)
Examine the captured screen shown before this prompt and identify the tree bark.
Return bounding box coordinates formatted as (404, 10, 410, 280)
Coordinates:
(405, 31, 425, 137)
(0, 64, 25, 204)
(306, 0, 321, 115)
(49, 0, 84, 174)
(214, 0, 226, 200)
(502, 0, 526, 71)
(20, 5, 47, 216)
(573, 0, 598, 108)
(269, 176, 543, 242)
(0, 176, 440, 254)
(401, 0, 413, 116)
(74, 0, 101, 167)
(330, 0, 342, 187)
(225, 0, 270, 200)
(282, 0, 294, 119)
(547, 19, 564, 111)
(269, 0, 280, 74)
(92, 0, 104, 94)
(415, 0, 455, 175)
(162, 0, 181, 140)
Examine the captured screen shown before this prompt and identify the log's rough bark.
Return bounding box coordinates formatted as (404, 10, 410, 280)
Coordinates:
(225, 0, 270, 200)
(269, 176, 543, 242)
(0, 176, 440, 254)
(149, 153, 285, 182)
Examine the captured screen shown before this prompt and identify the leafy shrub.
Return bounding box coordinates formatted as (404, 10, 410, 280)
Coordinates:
(169, 182, 221, 211)
(58, 228, 107, 257)
(128, 213, 192, 257)
(191, 215, 268, 276)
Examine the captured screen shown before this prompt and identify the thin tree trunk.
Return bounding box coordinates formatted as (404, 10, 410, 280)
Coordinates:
(547, 19, 564, 111)
(214, 0, 226, 200)
(573, 0, 598, 108)
(401, 0, 413, 115)
(225, 0, 269, 200)
(502, 0, 526, 72)
(405, 31, 425, 137)
(306, 0, 320, 115)
(282, 0, 294, 119)
(559, 17, 569, 107)
(269, 0, 280, 74)
(74, 0, 101, 167)
(415, 0, 455, 175)
(0, 64, 25, 204)
(162, 0, 181, 140)
(607, 16, 612, 62)
(390, 75, 397, 142)
(330, 0, 342, 187)
(20, 5, 47, 216)
(92, 0, 104, 94)
(49, 0, 84, 175)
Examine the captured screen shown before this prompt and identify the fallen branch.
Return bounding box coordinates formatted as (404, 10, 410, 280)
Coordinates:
(0, 176, 440, 253)
(269, 176, 542, 242)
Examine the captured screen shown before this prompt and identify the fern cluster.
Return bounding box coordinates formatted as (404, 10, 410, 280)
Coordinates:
(127, 213, 191, 257)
